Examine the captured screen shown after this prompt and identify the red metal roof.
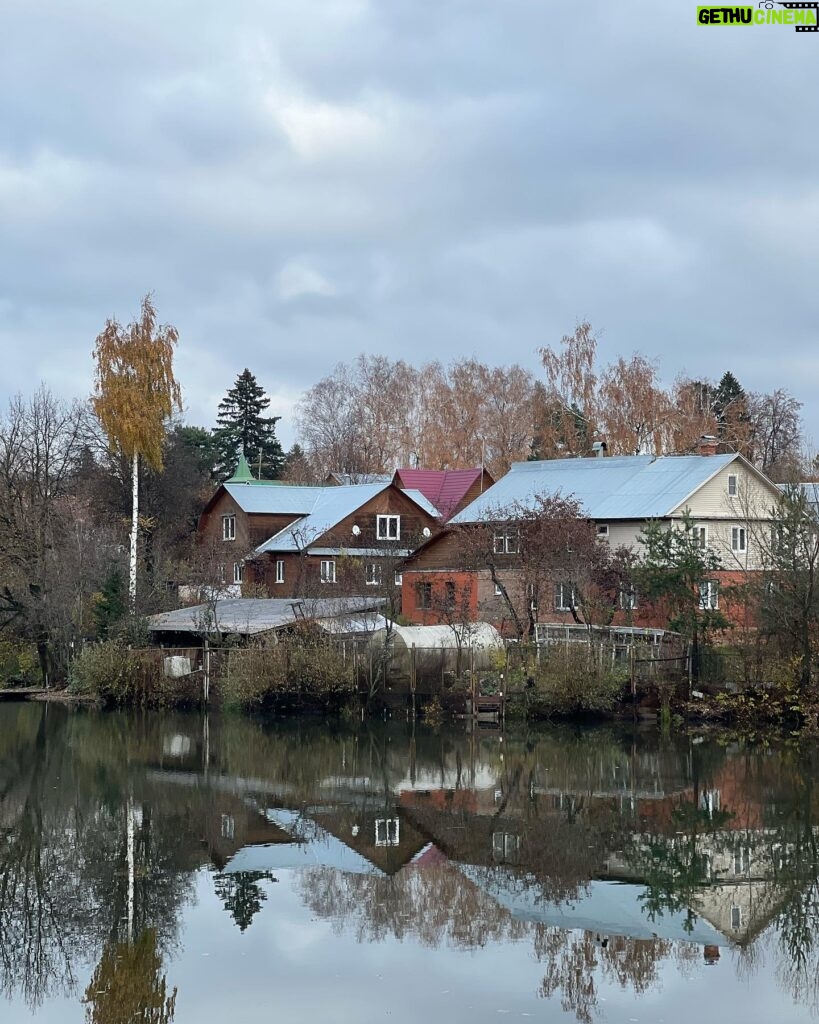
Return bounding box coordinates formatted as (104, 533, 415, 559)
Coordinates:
(394, 468, 488, 520)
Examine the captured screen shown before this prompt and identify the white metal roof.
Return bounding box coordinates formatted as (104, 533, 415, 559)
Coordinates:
(255, 486, 439, 554)
(450, 454, 740, 523)
(148, 597, 385, 636)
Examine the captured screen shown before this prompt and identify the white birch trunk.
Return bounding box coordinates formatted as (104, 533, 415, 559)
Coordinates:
(127, 795, 135, 943)
(129, 451, 138, 611)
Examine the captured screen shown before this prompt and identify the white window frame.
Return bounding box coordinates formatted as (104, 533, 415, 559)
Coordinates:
(376, 515, 401, 540)
(416, 581, 432, 609)
(320, 559, 336, 584)
(730, 905, 743, 931)
(493, 528, 519, 554)
(619, 586, 638, 611)
(731, 525, 747, 553)
(221, 814, 235, 840)
(275, 559, 284, 584)
(222, 514, 236, 541)
(699, 580, 719, 610)
(233, 562, 244, 584)
(692, 524, 708, 549)
(554, 582, 575, 612)
(727, 473, 738, 497)
(394, 572, 403, 587)
(495, 582, 503, 596)
(597, 524, 609, 539)
(365, 563, 382, 587)
(375, 818, 400, 847)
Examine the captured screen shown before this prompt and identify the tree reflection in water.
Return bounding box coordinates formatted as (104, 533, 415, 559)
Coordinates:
(83, 930, 176, 1024)
(4, 706, 819, 1021)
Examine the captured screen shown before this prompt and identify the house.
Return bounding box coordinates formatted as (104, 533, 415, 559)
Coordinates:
(391, 467, 495, 521)
(197, 456, 441, 598)
(401, 444, 782, 631)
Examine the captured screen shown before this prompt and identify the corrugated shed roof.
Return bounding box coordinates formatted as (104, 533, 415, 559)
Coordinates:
(255, 485, 439, 553)
(450, 454, 739, 523)
(148, 596, 385, 635)
(395, 468, 484, 519)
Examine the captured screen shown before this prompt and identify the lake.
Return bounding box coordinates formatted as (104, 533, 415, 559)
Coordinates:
(1, 702, 818, 1023)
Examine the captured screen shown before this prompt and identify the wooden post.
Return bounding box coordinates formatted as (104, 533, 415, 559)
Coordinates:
(203, 638, 210, 707)
(410, 642, 417, 719)
(630, 641, 636, 718)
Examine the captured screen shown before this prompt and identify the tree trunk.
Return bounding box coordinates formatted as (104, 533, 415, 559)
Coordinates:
(129, 452, 138, 612)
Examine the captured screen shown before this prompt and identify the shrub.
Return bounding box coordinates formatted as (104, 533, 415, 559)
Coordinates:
(0, 639, 39, 687)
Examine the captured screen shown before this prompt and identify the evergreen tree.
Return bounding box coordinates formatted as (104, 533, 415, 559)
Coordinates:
(213, 871, 274, 932)
(713, 371, 746, 441)
(212, 370, 285, 480)
(94, 567, 126, 638)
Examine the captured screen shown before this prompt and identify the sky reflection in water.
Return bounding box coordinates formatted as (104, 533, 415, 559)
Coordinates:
(1, 704, 817, 1023)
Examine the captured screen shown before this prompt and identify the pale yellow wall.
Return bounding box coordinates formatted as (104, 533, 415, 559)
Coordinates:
(671, 458, 779, 521)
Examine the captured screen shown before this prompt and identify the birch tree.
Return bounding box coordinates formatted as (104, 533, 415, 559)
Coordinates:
(92, 296, 182, 611)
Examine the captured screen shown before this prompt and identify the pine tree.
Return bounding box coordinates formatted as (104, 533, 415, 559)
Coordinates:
(212, 369, 285, 480)
(713, 372, 744, 433)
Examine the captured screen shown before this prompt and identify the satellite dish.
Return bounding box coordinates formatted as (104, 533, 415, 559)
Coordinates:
(352, 524, 361, 536)
(422, 527, 431, 538)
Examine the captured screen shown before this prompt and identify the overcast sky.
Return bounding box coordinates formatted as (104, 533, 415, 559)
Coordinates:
(2, 0, 818, 448)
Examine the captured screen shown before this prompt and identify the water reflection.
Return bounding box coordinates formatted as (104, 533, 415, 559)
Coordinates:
(1, 704, 819, 1021)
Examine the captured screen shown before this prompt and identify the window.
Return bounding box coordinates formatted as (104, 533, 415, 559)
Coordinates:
(731, 525, 747, 553)
(222, 514, 236, 541)
(375, 818, 400, 847)
(365, 563, 382, 587)
(699, 580, 719, 610)
(493, 528, 519, 554)
(320, 559, 336, 584)
(233, 562, 244, 584)
(492, 832, 520, 864)
(416, 582, 432, 609)
(218, 564, 226, 584)
(619, 587, 638, 611)
(730, 905, 743, 931)
(733, 846, 750, 875)
(554, 582, 575, 611)
(445, 580, 456, 609)
(597, 524, 609, 538)
(220, 814, 235, 841)
(692, 524, 708, 549)
(494, 581, 503, 596)
(699, 789, 721, 817)
(728, 474, 738, 497)
(394, 572, 403, 587)
(376, 515, 400, 540)
(275, 559, 284, 584)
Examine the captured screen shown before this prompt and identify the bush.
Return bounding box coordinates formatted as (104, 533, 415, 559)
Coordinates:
(220, 637, 355, 711)
(524, 646, 627, 718)
(69, 640, 199, 706)
(0, 639, 39, 687)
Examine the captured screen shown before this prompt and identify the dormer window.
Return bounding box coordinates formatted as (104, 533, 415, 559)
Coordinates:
(222, 515, 236, 541)
(377, 515, 400, 540)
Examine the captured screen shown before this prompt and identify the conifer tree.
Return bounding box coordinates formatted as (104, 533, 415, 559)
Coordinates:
(212, 369, 285, 479)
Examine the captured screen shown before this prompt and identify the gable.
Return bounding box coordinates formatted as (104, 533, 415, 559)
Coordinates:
(670, 456, 781, 519)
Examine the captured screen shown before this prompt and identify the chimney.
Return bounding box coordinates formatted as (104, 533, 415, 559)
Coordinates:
(697, 435, 718, 457)
(591, 440, 608, 458)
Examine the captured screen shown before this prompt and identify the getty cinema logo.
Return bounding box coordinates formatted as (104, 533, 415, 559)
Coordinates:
(697, 2, 819, 31)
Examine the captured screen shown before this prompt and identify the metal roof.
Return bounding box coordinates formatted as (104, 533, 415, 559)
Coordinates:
(449, 454, 739, 523)
(223, 482, 323, 515)
(255, 485, 439, 553)
(148, 596, 385, 636)
(395, 468, 486, 520)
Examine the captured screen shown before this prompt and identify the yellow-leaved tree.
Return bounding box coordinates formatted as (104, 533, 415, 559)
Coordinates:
(92, 295, 182, 610)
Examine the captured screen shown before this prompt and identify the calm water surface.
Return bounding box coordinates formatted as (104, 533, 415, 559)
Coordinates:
(2, 703, 819, 1023)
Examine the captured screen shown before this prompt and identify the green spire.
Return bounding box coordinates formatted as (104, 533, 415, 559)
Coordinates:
(227, 453, 256, 484)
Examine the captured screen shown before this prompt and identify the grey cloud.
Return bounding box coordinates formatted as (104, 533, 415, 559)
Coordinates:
(1, 0, 818, 449)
